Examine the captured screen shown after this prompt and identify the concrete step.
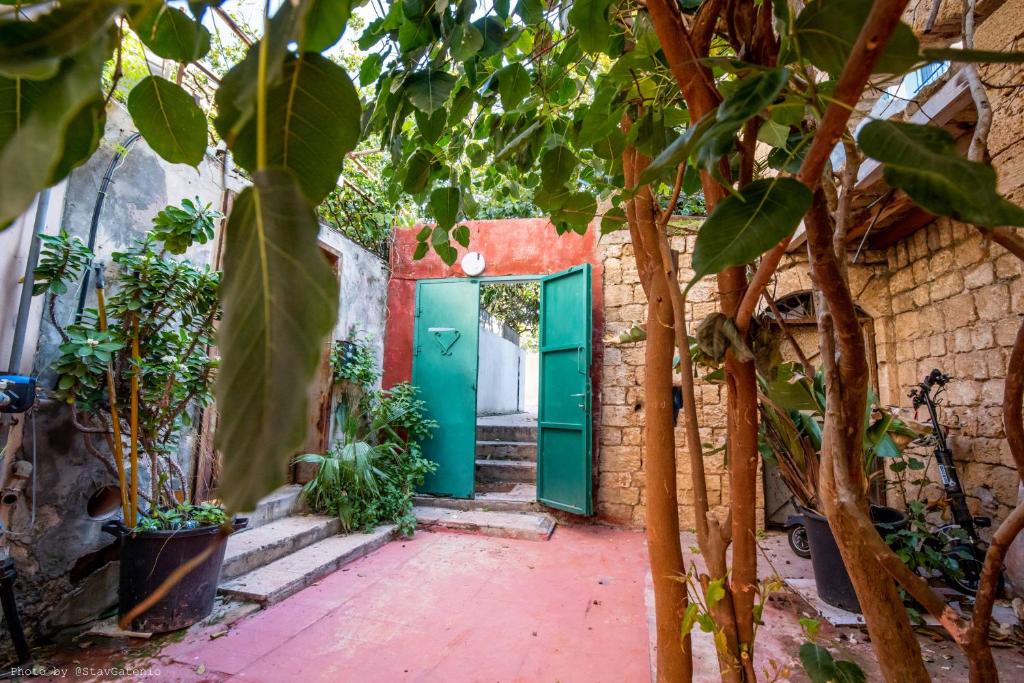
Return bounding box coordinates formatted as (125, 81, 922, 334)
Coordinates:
(476, 440, 536, 461)
(239, 485, 304, 531)
(414, 484, 540, 514)
(218, 525, 397, 605)
(413, 506, 555, 541)
(476, 424, 538, 442)
(475, 458, 536, 484)
(221, 515, 341, 581)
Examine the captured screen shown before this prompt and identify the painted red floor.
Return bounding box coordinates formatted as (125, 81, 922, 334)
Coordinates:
(159, 525, 651, 682)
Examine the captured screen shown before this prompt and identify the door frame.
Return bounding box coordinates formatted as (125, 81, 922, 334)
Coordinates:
(412, 273, 589, 503)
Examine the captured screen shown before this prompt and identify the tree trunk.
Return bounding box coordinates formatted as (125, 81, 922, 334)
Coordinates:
(643, 254, 692, 683)
(805, 193, 930, 683)
(624, 141, 692, 683)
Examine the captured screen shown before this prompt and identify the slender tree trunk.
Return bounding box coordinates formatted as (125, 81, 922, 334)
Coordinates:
(805, 193, 930, 682)
(624, 141, 692, 683)
(643, 253, 692, 683)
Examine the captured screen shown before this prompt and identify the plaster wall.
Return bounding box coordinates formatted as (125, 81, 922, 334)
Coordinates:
(0, 102, 246, 661)
(317, 227, 390, 386)
(477, 324, 525, 415)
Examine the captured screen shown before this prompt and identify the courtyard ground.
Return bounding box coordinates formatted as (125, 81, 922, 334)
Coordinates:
(28, 526, 1024, 682)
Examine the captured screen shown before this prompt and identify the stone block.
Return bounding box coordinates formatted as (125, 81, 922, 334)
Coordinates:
(601, 428, 622, 446)
(971, 323, 994, 350)
(601, 445, 641, 472)
(912, 284, 931, 307)
(995, 253, 1021, 279)
(597, 502, 635, 526)
(912, 258, 930, 286)
(605, 284, 634, 308)
(942, 292, 978, 328)
(981, 379, 1006, 406)
(930, 270, 964, 301)
(954, 236, 986, 268)
(995, 317, 1021, 347)
(965, 262, 996, 289)
(975, 284, 1010, 321)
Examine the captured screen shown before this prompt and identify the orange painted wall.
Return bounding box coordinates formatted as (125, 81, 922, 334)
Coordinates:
(383, 218, 604, 390)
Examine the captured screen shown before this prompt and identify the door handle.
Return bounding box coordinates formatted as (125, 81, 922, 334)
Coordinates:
(571, 392, 586, 409)
(576, 346, 588, 375)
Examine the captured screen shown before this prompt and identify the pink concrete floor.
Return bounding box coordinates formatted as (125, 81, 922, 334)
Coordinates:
(155, 525, 650, 682)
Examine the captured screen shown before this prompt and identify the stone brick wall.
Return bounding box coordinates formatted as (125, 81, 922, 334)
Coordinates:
(881, 221, 1022, 525)
(596, 226, 752, 530)
(590, 0, 1024, 543)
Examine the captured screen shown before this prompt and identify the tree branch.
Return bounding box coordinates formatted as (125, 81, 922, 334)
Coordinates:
(735, 0, 914, 332)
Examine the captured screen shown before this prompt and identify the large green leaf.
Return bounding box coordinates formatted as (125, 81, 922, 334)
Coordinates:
(0, 36, 108, 225)
(859, 120, 1024, 227)
(690, 178, 811, 287)
(304, 0, 354, 51)
(540, 144, 577, 193)
(224, 53, 361, 204)
(404, 70, 456, 114)
(127, 76, 208, 167)
(568, 0, 613, 54)
(214, 0, 314, 145)
(795, 0, 920, 76)
(0, 76, 45, 147)
(215, 168, 339, 512)
(636, 115, 716, 186)
(451, 23, 484, 61)
(717, 68, 789, 124)
(798, 643, 837, 683)
(0, 0, 120, 79)
(552, 191, 596, 234)
(498, 63, 530, 111)
(430, 186, 461, 229)
(52, 97, 106, 181)
(130, 3, 211, 62)
(402, 149, 434, 195)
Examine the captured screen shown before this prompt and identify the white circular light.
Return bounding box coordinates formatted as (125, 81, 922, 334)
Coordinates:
(461, 251, 485, 276)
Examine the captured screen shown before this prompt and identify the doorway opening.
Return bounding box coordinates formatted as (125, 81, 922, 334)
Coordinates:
(412, 264, 593, 514)
(475, 282, 540, 505)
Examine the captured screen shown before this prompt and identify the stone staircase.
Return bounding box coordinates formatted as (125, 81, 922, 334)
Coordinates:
(413, 415, 556, 541)
(475, 418, 538, 488)
(217, 485, 396, 606)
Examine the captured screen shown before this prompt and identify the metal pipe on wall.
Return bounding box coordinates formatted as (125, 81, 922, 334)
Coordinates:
(7, 190, 51, 374)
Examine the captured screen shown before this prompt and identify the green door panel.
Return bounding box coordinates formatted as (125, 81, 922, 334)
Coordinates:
(537, 264, 593, 515)
(412, 279, 480, 498)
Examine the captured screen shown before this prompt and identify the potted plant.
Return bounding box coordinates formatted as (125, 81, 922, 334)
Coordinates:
(33, 199, 244, 632)
(758, 362, 915, 612)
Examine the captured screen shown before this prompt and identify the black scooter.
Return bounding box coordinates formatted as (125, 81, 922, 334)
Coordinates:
(909, 368, 997, 595)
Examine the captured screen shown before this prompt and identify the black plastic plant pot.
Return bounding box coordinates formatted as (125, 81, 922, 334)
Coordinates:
(802, 505, 907, 613)
(102, 517, 247, 633)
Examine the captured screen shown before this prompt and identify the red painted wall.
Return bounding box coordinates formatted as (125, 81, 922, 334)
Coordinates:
(383, 218, 604, 389)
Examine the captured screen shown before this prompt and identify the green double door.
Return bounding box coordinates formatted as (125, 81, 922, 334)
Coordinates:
(412, 265, 593, 515)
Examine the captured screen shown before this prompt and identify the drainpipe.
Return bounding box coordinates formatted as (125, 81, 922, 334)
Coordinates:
(74, 132, 142, 321)
(7, 190, 50, 375)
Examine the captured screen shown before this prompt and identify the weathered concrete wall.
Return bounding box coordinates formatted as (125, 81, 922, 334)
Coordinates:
(0, 101, 245, 660)
(0, 183, 67, 374)
(33, 104, 241, 381)
(318, 228, 390, 384)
